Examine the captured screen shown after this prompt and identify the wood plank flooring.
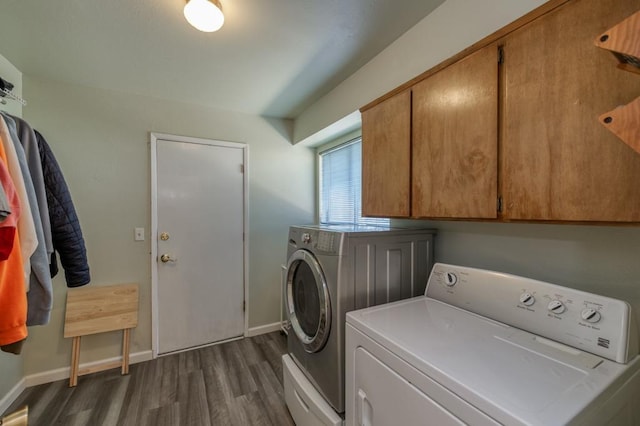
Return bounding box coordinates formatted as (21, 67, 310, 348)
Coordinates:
(3, 332, 295, 426)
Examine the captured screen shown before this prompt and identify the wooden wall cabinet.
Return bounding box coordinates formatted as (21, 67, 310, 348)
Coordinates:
(361, 90, 411, 217)
(412, 43, 499, 219)
(361, 0, 640, 224)
(501, 0, 640, 222)
(361, 45, 499, 220)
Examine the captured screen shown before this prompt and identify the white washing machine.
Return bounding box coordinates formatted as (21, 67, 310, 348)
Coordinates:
(346, 263, 640, 425)
(283, 224, 436, 425)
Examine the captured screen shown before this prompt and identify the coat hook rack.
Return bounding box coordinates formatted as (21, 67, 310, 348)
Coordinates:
(0, 87, 27, 106)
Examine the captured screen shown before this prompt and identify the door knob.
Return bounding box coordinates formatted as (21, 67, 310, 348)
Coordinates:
(160, 254, 177, 263)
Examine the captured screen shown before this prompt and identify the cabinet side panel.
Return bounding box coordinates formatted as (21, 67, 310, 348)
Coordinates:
(361, 91, 411, 217)
(502, 0, 640, 222)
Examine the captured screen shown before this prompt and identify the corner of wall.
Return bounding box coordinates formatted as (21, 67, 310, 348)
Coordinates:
(293, 110, 361, 147)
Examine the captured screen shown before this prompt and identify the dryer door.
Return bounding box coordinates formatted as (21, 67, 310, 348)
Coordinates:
(286, 249, 331, 353)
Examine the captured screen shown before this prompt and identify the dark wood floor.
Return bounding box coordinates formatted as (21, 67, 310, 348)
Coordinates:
(3, 332, 295, 426)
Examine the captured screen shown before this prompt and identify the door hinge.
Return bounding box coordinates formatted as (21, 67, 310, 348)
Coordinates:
(497, 196, 503, 213)
(498, 46, 504, 64)
(243, 301, 246, 312)
(240, 164, 244, 173)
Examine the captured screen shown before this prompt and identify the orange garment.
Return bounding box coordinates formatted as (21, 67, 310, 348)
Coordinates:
(0, 128, 27, 349)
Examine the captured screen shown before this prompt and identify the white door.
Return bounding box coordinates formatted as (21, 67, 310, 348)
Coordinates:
(152, 134, 246, 355)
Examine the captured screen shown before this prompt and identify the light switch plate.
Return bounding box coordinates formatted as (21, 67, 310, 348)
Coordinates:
(134, 227, 145, 241)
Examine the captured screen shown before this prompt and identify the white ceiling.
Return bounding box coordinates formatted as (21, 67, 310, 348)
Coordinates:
(0, 0, 445, 119)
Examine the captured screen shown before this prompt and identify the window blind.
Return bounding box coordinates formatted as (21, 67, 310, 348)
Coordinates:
(319, 139, 389, 226)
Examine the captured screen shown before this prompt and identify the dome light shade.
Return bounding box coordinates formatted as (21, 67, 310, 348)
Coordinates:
(184, 0, 224, 32)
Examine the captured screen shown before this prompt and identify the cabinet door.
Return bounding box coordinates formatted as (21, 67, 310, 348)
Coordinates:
(361, 91, 411, 217)
(502, 0, 640, 222)
(412, 44, 499, 219)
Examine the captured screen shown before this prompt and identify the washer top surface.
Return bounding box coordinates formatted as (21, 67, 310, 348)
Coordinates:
(347, 296, 640, 425)
(292, 223, 394, 233)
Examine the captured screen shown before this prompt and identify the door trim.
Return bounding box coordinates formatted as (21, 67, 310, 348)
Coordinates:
(150, 132, 249, 358)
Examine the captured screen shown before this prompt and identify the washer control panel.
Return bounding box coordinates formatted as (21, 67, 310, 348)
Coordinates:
(426, 263, 638, 364)
(287, 227, 342, 255)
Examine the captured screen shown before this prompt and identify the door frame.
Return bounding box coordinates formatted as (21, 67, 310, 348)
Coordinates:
(150, 132, 249, 358)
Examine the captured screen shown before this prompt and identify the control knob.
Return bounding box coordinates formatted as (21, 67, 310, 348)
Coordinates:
(548, 300, 566, 314)
(444, 272, 458, 287)
(581, 308, 601, 324)
(519, 292, 535, 306)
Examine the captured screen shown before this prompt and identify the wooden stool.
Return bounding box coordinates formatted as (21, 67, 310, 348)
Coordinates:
(63, 283, 139, 387)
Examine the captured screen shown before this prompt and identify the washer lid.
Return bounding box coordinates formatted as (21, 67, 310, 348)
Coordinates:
(347, 297, 639, 426)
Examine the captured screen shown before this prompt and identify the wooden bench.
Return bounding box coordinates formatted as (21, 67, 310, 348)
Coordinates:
(63, 283, 139, 387)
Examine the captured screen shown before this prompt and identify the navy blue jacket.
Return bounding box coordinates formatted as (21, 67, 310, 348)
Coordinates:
(35, 130, 90, 287)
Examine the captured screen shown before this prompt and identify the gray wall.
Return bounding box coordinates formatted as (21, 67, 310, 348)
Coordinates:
(17, 76, 314, 376)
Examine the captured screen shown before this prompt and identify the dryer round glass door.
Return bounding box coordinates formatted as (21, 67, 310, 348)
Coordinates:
(286, 249, 331, 353)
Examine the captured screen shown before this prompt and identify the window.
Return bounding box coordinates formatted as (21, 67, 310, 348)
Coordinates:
(319, 137, 389, 226)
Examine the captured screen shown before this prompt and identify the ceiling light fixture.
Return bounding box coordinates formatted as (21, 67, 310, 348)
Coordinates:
(184, 0, 225, 33)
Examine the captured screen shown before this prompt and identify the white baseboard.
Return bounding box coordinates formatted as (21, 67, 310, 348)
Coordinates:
(1, 350, 152, 414)
(0, 378, 26, 416)
(246, 322, 283, 337)
(24, 350, 153, 388)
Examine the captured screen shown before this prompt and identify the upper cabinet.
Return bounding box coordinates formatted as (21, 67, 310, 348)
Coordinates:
(501, 0, 640, 222)
(362, 90, 411, 217)
(412, 43, 499, 219)
(361, 0, 640, 224)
